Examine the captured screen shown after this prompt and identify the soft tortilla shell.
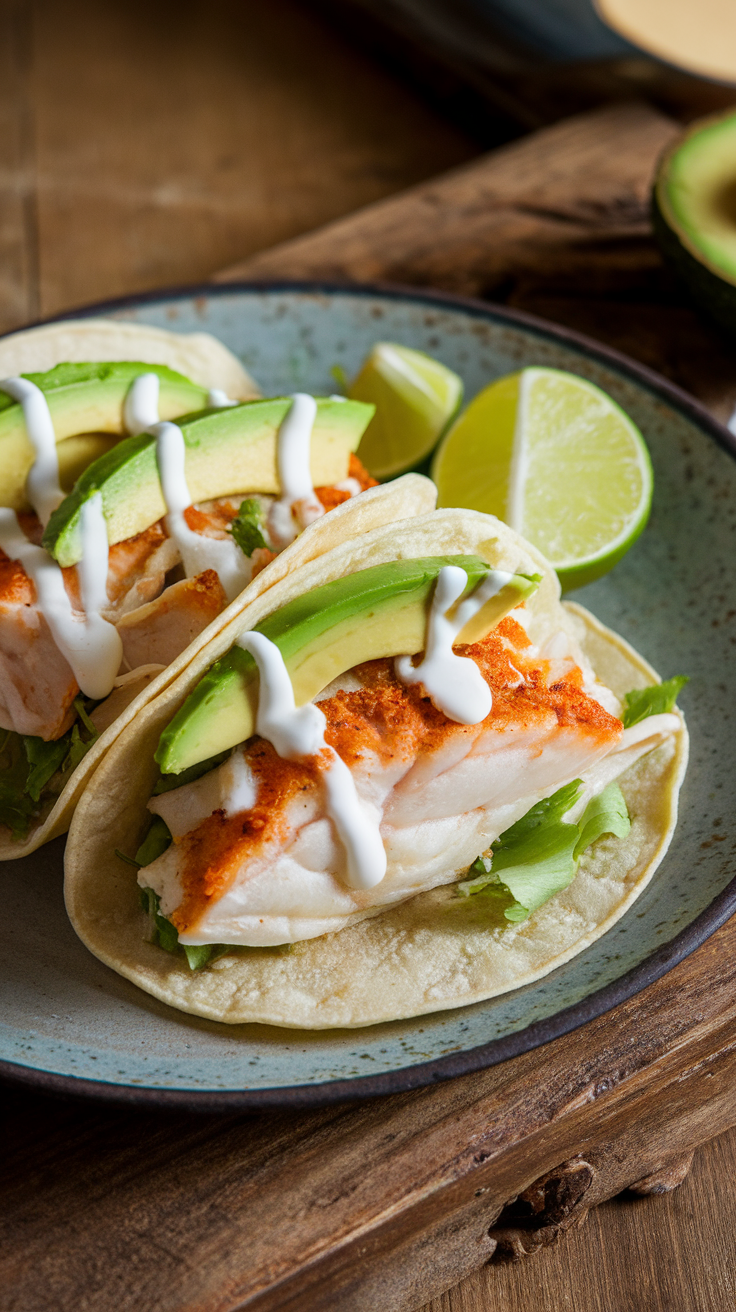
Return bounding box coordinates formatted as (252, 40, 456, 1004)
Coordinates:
(2, 473, 436, 859)
(64, 513, 687, 1027)
(0, 319, 259, 400)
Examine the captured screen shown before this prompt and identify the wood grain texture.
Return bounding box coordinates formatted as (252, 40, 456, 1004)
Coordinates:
(1, 4, 736, 1309)
(1, 0, 474, 326)
(0, 1, 39, 331)
(3, 914, 736, 1311)
(426, 1135, 736, 1311)
(217, 98, 736, 426)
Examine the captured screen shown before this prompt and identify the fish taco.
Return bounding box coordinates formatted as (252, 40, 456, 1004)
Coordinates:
(0, 318, 436, 857)
(64, 507, 688, 1028)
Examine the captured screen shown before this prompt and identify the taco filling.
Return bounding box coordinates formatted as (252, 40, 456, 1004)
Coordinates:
(0, 361, 377, 843)
(135, 558, 684, 956)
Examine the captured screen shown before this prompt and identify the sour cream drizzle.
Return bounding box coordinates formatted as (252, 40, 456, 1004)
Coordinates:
(206, 388, 238, 409)
(2, 377, 64, 525)
(0, 494, 122, 699)
(123, 372, 161, 436)
(268, 393, 325, 549)
(153, 421, 251, 603)
(395, 565, 514, 725)
(0, 378, 123, 699)
(237, 630, 387, 890)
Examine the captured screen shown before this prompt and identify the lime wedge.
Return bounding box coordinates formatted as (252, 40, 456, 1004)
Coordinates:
(432, 367, 653, 590)
(349, 342, 463, 479)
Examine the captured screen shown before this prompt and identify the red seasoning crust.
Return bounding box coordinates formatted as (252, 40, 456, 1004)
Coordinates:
(314, 454, 378, 512)
(171, 617, 623, 934)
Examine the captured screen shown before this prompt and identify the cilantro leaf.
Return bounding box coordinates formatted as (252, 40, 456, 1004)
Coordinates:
(622, 676, 689, 728)
(230, 498, 267, 557)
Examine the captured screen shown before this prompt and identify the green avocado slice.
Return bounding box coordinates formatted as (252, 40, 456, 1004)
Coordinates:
(653, 108, 736, 336)
(43, 396, 374, 566)
(0, 362, 209, 513)
(156, 556, 539, 775)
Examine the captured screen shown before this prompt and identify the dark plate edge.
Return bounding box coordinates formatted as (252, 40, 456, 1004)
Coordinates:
(1, 277, 734, 1112)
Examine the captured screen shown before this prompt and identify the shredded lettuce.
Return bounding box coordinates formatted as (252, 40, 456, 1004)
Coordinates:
(573, 782, 630, 860)
(622, 676, 688, 728)
(459, 779, 631, 922)
(153, 749, 230, 795)
(138, 886, 232, 970)
(129, 822, 230, 969)
(135, 815, 173, 866)
(229, 497, 267, 557)
(0, 696, 99, 840)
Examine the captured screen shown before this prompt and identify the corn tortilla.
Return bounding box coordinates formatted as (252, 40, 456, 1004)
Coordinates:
(64, 510, 687, 1027)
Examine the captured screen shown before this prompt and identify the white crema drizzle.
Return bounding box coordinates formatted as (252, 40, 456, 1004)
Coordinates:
(123, 372, 161, 436)
(237, 630, 387, 890)
(0, 494, 122, 699)
(395, 565, 514, 725)
(2, 377, 65, 526)
(206, 388, 238, 409)
(154, 421, 251, 603)
(0, 377, 122, 699)
(268, 393, 325, 549)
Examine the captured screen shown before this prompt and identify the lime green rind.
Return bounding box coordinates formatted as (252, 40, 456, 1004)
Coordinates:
(350, 343, 463, 479)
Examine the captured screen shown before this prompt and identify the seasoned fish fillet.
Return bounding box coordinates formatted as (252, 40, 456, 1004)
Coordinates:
(144, 614, 648, 947)
(0, 459, 377, 741)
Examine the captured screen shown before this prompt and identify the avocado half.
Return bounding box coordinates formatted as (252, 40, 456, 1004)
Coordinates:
(156, 557, 539, 775)
(653, 108, 736, 337)
(44, 396, 374, 566)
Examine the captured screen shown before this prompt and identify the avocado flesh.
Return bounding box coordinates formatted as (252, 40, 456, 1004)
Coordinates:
(0, 362, 209, 513)
(654, 109, 736, 334)
(156, 556, 539, 776)
(44, 396, 374, 567)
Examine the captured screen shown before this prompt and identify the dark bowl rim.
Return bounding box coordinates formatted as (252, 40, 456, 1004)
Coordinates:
(1, 276, 734, 1114)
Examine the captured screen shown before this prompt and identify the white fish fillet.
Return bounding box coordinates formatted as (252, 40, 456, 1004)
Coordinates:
(142, 612, 677, 948)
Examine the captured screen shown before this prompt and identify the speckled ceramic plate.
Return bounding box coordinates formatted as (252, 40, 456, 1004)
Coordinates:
(2, 282, 735, 1110)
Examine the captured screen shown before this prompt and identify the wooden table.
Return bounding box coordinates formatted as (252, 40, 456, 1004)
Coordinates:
(1, 3, 736, 1309)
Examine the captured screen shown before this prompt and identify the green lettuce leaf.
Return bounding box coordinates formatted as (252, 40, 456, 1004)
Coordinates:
(459, 778, 631, 923)
(153, 750, 230, 795)
(230, 497, 267, 557)
(23, 737, 69, 803)
(138, 885, 230, 970)
(573, 781, 630, 860)
(622, 676, 688, 728)
(135, 815, 173, 867)
(0, 696, 99, 840)
(0, 731, 37, 840)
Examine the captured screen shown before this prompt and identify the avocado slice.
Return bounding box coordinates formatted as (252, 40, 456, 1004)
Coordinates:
(0, 362, 209, 513)
(653, 109, 736, 337)
(156, 556, 539, 775)
(44, 396, 374, 567)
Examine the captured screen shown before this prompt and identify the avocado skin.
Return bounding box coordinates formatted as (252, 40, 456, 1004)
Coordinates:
(44, 396, 374, 566)
(0, 361, 208, 514)
(652, 189, 736, 338)
(156, 556, 538, 776)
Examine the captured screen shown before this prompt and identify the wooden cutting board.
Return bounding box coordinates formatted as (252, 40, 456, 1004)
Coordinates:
(3, 99, 736, 1312)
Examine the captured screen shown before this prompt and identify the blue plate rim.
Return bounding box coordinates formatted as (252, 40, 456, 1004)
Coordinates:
(1, 277, 734, 1113)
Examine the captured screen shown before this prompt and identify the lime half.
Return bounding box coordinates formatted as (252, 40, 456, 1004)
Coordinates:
(349, 342, 463, 479)
(432, 367, 653, 590)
